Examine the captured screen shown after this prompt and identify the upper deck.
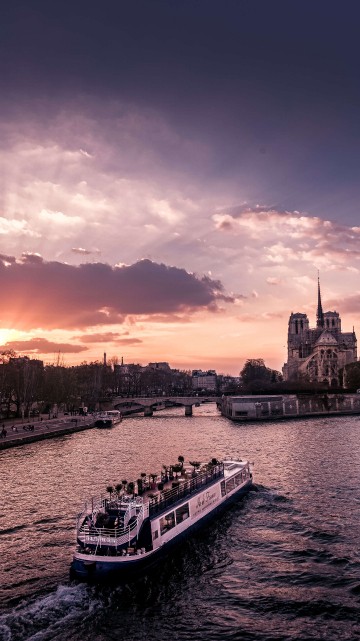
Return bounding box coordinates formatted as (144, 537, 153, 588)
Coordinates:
(76, 459, 250, 550)
(148, 462, 224, 517)
(223, 459, 249, 477)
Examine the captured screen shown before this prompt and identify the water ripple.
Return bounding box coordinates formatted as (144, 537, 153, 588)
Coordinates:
(0, 408, 359, 640)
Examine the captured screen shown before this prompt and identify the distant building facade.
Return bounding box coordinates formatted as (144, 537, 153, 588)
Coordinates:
(283, 279, 357, 386)
(9, 356, 44, 373)
(147, 362, 171, 371)
(192, 369, 217, 391)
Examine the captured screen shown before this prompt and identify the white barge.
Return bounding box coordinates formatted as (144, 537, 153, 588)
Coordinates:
(71, 458, 253, 580)
(94, 410, 122, 428)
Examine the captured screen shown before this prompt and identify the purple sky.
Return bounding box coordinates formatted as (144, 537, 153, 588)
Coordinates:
(0, 1, 359, 373)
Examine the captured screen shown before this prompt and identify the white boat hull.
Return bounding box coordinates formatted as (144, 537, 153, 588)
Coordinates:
(71, 462, 252, 581)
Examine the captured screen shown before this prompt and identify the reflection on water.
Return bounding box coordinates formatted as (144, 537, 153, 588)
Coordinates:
(0, 405, 359, 640)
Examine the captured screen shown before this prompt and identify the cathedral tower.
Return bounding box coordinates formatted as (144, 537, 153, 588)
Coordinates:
(316, 274, 324, 329)
(283, 277, 357, 384)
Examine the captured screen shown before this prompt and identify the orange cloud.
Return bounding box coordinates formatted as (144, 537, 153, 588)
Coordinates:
(0, 256, 233, 331)
(0, 337, 87, 354)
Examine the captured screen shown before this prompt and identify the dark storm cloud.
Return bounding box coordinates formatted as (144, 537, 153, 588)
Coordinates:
(3, 1, 359, 100)
(72, 332, 141, 345)
(21, 253, 44, 264)
(2, 1, 360, 223)
(0, 257, 233, 330)
(0, 337, 87, 354)
(0, 254, 16, 264)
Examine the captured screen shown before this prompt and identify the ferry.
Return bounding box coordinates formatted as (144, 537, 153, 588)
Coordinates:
(94, 410, 122, 428)
(70, 457, 253, 581)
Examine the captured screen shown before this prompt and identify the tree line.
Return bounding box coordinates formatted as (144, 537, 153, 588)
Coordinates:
(0, 352, 194, 419)
(1, 351, 358, 419)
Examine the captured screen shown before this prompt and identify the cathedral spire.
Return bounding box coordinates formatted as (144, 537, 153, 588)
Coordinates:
(316, 272, 324, 328)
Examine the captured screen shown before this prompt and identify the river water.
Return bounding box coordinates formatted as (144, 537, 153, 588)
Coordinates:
(0, 404, 359, 641)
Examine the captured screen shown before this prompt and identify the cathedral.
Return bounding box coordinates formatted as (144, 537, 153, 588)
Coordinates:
(283, 279, 357, 386)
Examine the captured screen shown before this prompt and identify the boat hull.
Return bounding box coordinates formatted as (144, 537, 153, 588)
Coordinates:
(70, 479, 252, 581)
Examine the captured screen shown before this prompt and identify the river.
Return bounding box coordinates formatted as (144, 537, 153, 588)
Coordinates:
(0, 404, 359, 641)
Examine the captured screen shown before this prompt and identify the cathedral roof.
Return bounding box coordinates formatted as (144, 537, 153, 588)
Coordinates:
(315, 330, 338, 346)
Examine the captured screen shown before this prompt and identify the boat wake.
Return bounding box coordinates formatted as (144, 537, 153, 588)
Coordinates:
(0, 583, 98, 641)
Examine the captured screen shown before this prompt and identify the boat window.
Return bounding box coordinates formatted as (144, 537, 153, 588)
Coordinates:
(220, 481, 226, 497)
(175, 503, 189, 524)
(160, 511, 175, 535)
(226, 478, 235, 492)
(153, 530, 159, 540)
(234, 473, 242, 486)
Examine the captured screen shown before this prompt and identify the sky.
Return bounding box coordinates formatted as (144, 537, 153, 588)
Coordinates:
(0, 1, 360, 375)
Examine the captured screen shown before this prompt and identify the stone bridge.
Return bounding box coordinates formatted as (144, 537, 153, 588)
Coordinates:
(111, 396, 221, 416)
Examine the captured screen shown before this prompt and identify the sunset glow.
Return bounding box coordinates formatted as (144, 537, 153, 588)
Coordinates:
(1, 2, 359, 375)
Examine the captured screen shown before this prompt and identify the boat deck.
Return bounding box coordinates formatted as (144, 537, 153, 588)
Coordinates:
(147, 463, 224, 517)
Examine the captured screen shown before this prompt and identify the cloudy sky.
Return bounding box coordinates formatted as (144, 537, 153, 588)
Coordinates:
(1, 1, 359, 374)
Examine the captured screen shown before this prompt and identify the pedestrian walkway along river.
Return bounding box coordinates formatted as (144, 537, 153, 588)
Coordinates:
(0, 405, 359, 641)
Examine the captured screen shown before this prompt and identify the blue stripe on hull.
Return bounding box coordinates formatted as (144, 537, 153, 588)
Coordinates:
(70, 480, 252, 582)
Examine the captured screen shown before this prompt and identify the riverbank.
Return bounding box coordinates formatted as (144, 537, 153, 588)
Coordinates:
(0, 404, 165, 450)
(0, 414, 96, 450)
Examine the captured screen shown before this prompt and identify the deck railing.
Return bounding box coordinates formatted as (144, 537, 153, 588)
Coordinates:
(149, 463, 224, 516)
(77, 498, 148, 548)
(76, 464, 225, 545)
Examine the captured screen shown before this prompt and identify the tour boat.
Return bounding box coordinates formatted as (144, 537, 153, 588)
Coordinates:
(70, 458, 253, 581)
(94, 410, 122, 428)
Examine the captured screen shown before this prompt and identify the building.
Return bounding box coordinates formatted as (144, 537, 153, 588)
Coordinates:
(147, 362, 171, 371)
(221, 393, 360, 421)
(192, 369, 217, 392)
(283, 278, 357, 386)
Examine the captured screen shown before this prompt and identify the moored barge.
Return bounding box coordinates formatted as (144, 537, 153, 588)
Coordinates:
(94, 410, 122, 428)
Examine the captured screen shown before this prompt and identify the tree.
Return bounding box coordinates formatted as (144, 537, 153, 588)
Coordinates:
(6, 357, 44, 418)
(0, 350, 16, 417)
(240, 359, 272, 384)
(240, 359, 282, 392)
(344, 362, 360, 391)
(125, 364, 143, 396)
(42, 365, 71, 413)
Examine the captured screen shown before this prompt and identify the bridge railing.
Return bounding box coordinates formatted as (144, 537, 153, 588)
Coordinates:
(113, 395, 221, 408)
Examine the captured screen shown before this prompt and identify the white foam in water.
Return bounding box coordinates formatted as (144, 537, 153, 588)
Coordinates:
(0, 583, 99, 641)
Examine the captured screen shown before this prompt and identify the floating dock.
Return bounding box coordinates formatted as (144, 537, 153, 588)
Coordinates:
(221, 393, 360, 421)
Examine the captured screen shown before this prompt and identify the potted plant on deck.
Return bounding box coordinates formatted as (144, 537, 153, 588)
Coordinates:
(172, 464, 182, 480)
(127, 481, 135, 497)
(189, 460, 201, 477)
(149, 473, 158, 489)
(106, 485, 114, 502)
(137, 478, 144, 495)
